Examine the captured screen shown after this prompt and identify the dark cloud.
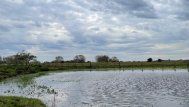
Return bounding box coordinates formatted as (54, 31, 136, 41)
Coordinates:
(90, 0, 157, 18)
(175, 0, 189, 20)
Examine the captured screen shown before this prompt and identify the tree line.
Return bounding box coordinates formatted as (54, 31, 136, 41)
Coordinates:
(0, 51, 120, 67)
(0, 51, 188, 81)
(0, 51, 121, 76)
(0, 51, 174, 65)
(51, 55, 119, 63)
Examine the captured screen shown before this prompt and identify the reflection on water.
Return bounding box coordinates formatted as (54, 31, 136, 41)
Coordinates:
(1, 69, 189, 107)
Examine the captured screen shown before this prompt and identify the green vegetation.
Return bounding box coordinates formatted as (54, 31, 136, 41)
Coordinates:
(0, 51, 189, 81)
(0, 64, 48, 82)
(0, 96, 46, 107)
(45, 61, 189, 71)
(0, 51, 39, 81)
(15, 72, 46, 88)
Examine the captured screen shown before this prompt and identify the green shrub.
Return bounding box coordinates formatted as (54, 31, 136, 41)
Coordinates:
(39, 66, 49, 71)
(28, 67, 37, 73)
(15, 67, 25, 74)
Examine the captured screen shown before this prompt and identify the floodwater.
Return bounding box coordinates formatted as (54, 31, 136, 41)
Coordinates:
(0, 69, 189, 107)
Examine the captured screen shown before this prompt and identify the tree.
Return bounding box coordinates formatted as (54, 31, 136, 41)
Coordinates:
(157, 59, 162, 62)
(96, 55, 109, 62)
(3, 56, 16, 64)
(74, 55, 86, 63)
(0, 56, 2, 64)
(30, 59, 41, 65)
(4, 51, 36, 73)
(110, 56, 119, 62)
(55, 56, 64, 63)
(147, 58, 153, 62)
(16, 51, 36, 66)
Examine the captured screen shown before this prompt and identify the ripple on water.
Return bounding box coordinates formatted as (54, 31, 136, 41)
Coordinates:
(0, 69, 189, 107)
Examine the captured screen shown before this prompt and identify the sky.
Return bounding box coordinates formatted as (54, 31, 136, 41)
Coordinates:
(0, 0, 189, 61)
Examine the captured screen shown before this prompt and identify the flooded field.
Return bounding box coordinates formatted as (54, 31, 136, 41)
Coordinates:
(0, 69, 189, 107)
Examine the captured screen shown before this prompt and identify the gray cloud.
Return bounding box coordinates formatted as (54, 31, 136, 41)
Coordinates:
(177, 0, 189, 20)
(0, 0, 188, 61)
(87, 0, 157, 18)
(0, 25, 10, 32)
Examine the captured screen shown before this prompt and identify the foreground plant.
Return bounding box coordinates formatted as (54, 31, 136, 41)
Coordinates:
(0, 96, 46, 107)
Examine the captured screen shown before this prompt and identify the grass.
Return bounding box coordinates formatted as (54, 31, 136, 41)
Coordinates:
(0, 72, 47, 107)
(45, 61, 189, 71)
(0, 61, 189, 82)
(15, 72, 47, 88)
(0, 96, 46, 107)
(0, 64, 47, 82)
(1, 51, 188, 81)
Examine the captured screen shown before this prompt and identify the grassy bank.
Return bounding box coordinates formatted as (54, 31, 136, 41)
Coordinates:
(0, 96, 46, 107)
(1, 61, 189, 81)
(0, 64, 48, 82)
(45, 61, 189, 71)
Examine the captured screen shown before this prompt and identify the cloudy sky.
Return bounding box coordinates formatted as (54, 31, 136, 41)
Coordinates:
(0, 0, 189, 61)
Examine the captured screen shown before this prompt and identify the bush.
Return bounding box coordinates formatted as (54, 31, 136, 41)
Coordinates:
(39, 66, 49, 71)
(15, 66, 25, 74)
(28, 67, 37, 73)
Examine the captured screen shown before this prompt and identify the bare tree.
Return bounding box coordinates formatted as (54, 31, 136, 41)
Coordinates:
(4, 55, 17, 64)
(55, 56, 64, 63)
(74, 55, 86, 63)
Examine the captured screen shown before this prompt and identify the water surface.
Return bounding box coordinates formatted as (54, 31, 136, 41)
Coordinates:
(0, 69, 189, 107)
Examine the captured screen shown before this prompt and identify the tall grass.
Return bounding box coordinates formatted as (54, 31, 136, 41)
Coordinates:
(0, 96, 46, 107)
(0, 61, 188, 81)
(44, 61, 188, 71)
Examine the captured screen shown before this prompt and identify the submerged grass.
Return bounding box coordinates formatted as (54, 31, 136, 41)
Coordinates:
(16, 72, 47, 88)
(0, 96, 46, 107)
